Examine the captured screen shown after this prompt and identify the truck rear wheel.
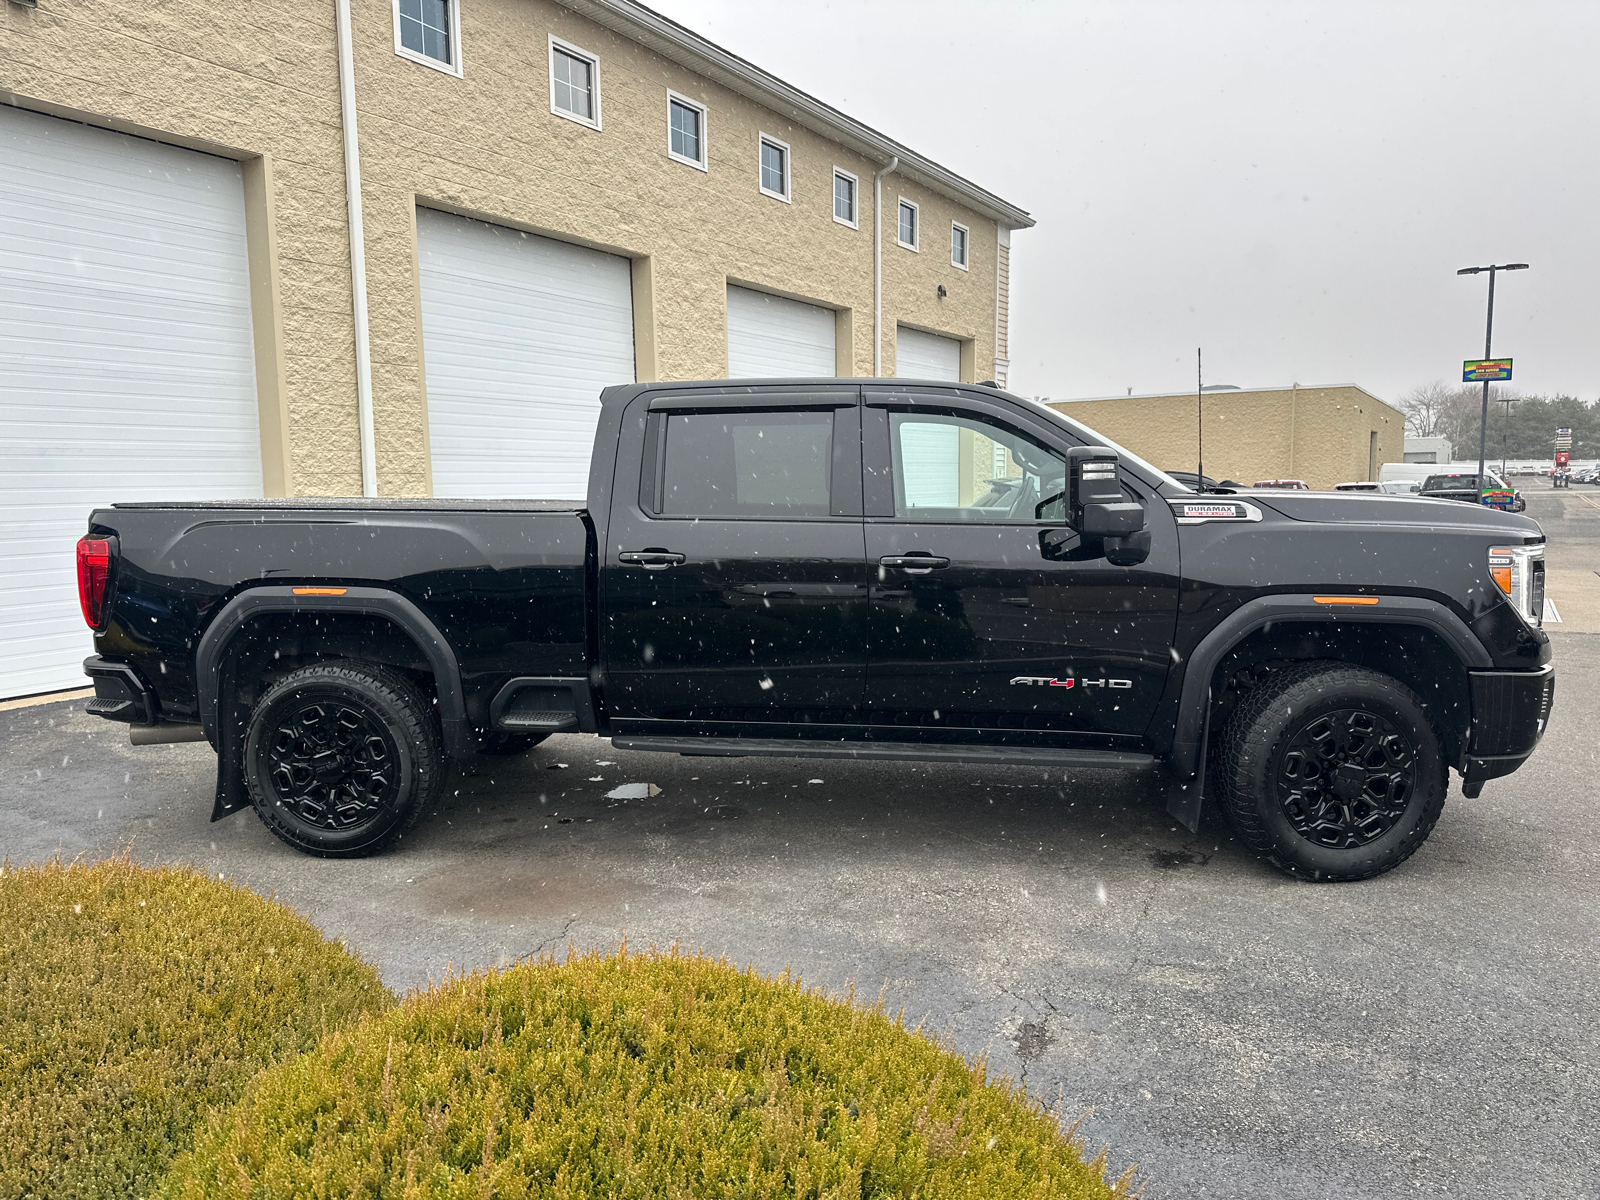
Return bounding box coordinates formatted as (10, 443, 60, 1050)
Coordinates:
(1215, 662, 1446, 881)
(243, 663, 442, 858)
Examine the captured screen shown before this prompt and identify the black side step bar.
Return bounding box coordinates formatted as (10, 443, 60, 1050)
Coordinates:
(608, 736, 1156, 771)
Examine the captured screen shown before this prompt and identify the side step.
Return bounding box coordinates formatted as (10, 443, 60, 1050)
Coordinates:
(489, 677, 594, 734)
(609, 736, 1156, 771)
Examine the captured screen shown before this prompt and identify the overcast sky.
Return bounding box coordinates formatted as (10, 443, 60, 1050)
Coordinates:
(649, 0, 1598, 405)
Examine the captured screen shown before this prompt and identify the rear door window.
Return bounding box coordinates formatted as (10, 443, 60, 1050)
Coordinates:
(659, 410, 834, 518)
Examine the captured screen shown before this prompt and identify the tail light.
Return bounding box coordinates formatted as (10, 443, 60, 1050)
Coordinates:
(76, 536, 113, 630)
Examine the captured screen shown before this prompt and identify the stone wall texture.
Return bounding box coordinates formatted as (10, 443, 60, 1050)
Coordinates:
(1051, 386, 1406, 490)
(1, 0, 1017, 496)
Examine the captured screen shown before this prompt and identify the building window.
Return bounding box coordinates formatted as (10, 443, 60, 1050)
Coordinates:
(951, 221, 969, 270)
(549, 37, 600, 128)
(759, 134, 790, 202)
(393, 0, 461, 75)
(833, 168, 858, 227)
(667, 91, 707, 169)
(897, 198, 919, 250)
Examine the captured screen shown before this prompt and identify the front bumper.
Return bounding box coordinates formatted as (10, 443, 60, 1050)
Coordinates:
(1461, 663, 1555, 797)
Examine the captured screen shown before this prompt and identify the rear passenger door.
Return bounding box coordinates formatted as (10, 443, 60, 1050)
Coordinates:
(601, 388, 868, 730)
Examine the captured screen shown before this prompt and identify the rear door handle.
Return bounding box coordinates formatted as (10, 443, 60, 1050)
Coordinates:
(618, 550, 686, 570)
(879, 554, 950, 574)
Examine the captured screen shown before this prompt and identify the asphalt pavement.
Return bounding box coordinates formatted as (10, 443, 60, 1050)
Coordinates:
(2, 497, 1597, 1198)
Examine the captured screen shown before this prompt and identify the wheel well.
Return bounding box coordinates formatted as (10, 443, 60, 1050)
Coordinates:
(221, 611, 440, 717)
(1208, 622, 1471, 768)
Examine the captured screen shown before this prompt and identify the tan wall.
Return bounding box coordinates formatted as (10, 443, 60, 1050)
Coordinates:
(1051, 386, 1405, 490)
(1, 0, 1008, 496)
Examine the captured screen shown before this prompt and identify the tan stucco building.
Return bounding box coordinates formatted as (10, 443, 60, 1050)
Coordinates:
(0, 0, 1032, 697)
(1050, 385, 1404, 490)
(0, 0, 1030, 499)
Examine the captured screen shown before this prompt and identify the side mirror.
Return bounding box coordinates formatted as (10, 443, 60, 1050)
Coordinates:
(1068, 447, 1146, 537)
(1103, 529, 1152, 566)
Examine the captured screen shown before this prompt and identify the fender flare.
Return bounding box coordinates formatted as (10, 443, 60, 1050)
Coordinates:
(195, 585, 473, 759)
(1164, 593, 1490, 829)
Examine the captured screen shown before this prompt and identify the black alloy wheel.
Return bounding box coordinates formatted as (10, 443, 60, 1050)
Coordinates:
(244, 663, 442, 857)
(1276, 707, 1416, 849)
(1216, 662, 1446, 882)
(263, 697, 399, 832)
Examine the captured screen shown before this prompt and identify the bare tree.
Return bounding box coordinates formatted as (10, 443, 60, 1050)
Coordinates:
(1397, 381, 1455, 437)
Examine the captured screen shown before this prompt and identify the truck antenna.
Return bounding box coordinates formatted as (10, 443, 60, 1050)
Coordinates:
(1196, 347, 1204, 489)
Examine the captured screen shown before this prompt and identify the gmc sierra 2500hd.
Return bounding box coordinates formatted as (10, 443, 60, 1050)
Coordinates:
(77, 379, 1554, 881)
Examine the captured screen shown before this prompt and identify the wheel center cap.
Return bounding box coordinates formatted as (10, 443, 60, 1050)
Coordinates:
(1332, 762, 1366, 801)
(313, 751, 349, 782)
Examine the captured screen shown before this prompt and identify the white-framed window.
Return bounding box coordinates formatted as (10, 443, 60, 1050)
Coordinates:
(393, 0, 462, 76)
(897, 197, 919, 251)
(833, 168, 858, 228)
(951, 221, 969, 270)
(758, 133, 790, 202)
(666, 90, 707, 170)
(549, 36, 600, 128)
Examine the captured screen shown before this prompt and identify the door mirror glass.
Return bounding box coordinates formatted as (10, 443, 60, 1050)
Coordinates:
(888, 410, 1065, 522)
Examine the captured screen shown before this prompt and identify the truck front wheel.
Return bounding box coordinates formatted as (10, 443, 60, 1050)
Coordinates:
(243, 663, 443, 857)
(1215, 662, 1447, 881)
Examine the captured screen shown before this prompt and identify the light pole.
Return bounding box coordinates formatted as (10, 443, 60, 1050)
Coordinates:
(1457, 262, 1528, 498)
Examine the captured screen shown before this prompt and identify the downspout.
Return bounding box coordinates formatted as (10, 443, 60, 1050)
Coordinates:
(873, 156, 899, 376)
(336, 0, 378, 497)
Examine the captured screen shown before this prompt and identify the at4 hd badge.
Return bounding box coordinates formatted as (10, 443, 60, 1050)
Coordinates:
(1010, 676, 1132, 689)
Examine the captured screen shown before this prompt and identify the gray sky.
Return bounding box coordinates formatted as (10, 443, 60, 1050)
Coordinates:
(649, 0, 1598, 405)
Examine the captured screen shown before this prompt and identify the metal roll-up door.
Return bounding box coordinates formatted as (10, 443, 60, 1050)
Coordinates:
(417, 209, 636, 500)
(0, 105, 262, 699)
(727, 285, 836, 377)
(895, 325, 962, 381)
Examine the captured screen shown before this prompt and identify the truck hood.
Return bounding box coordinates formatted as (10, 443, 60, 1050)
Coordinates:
(1248, 490, 1544, 537)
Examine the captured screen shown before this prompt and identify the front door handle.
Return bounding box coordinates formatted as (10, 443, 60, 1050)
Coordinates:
(879, 554, 950, 575)
(618, 550, 686, 570)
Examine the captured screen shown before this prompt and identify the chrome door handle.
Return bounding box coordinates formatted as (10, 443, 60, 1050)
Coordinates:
(879, 554, 950, 575)
(618, 550, 686, 570)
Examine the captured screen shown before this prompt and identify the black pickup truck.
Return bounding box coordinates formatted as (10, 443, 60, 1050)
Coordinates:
(77, 379, 1554, 881)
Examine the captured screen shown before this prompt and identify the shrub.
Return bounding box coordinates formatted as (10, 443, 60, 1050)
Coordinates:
(0, 856, 393, 1200)
(165, 947, 1129, 1198)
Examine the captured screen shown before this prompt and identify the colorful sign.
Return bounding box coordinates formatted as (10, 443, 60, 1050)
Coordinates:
(1480, 487, 1516, 510)
(1463, 359, 1513, 382)
(1555, 427, 1573, 449)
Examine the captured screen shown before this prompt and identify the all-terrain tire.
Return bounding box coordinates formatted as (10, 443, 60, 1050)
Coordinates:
(243, 662, 443, 858)
(476, 731, 552, 756)
(1215, 661, 1447, 882)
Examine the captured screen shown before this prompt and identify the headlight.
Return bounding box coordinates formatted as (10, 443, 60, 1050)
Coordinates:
(1489, 544, 1545, 628)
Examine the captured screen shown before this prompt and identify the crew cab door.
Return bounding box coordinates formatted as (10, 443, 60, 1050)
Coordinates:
(861, 388, 1180, 740)
(600, 388, 868, 728)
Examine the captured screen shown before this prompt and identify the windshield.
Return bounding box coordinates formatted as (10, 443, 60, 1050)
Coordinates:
(1021, 397, 1189, 490)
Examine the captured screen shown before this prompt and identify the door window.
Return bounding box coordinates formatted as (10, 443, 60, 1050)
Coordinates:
(888, 411, 1066, 522)
(659, 410, 833, 517)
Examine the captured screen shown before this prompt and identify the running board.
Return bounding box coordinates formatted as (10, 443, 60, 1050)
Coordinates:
(609, 736, 1156, 771)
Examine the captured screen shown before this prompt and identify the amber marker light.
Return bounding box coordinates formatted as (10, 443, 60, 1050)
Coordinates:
(1312, 596, 1380, 606)
(1487, 550, 1514, 596)
(292, 587, 348, 595)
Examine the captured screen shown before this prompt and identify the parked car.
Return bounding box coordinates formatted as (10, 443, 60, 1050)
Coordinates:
(77, 379, 1554, 882)
(1252, 479, 1310, 490)
(1420, 471, 1525, 512)
(1334, 481, 1380, 492)
(1381, 480, 1422, 495)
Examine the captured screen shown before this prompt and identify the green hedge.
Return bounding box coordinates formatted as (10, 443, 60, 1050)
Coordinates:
(165, 948, 1128, 1199)
(0, 857, 393, 1200)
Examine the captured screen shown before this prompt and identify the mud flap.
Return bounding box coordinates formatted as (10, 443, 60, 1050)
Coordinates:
(1164, 693, 1210, 832)
(209, 654, 249, 822)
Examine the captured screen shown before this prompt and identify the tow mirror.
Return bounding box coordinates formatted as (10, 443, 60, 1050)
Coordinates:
(1068, 447, 1146, 537)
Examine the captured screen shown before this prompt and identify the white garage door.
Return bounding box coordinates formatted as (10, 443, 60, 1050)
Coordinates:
(895, 325, 962, 381)
(0, 106, 262, 699)
(727, 285, 836, 377)
(417, 209, 635, 499)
